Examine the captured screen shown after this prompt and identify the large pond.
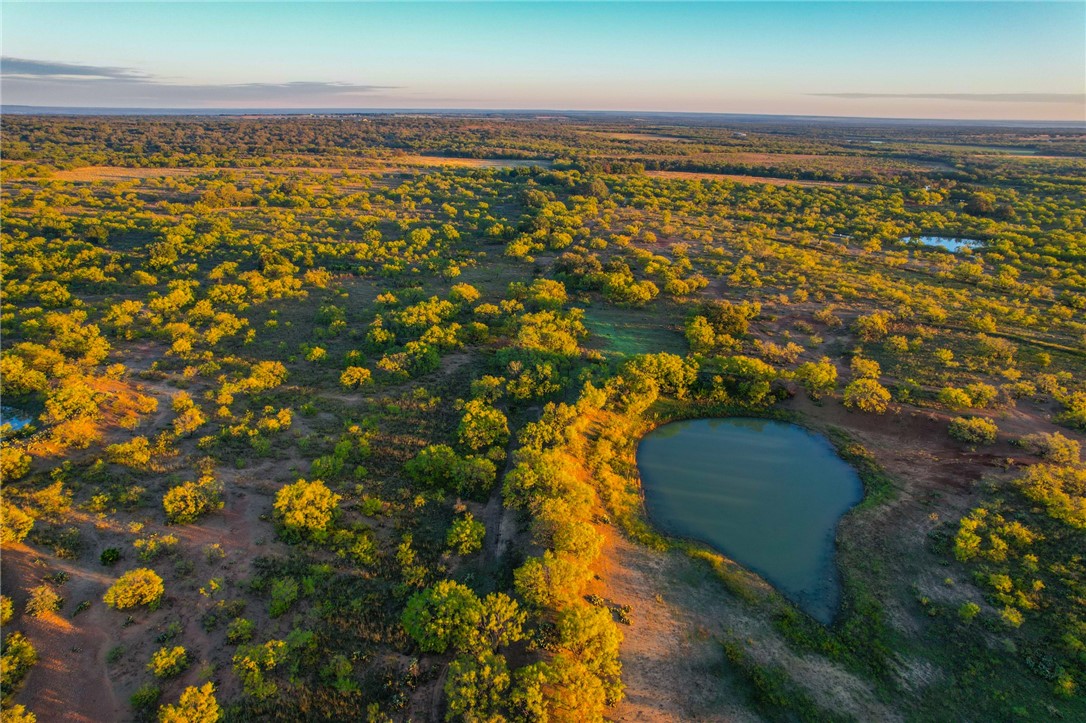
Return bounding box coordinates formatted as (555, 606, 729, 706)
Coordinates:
(636, 418, 863, 624)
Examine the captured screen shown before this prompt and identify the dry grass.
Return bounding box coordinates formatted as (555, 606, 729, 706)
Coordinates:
(51, 167, 201, 182)
(586, 131, 698, 143)
(644, 170, 859, 188)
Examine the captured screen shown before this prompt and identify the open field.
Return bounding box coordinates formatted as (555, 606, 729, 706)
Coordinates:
(644, 169, 862, 187)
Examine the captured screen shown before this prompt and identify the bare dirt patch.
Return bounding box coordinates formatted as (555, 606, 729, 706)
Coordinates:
(2, 544, 124, 723)
(596, 529, 897, 722)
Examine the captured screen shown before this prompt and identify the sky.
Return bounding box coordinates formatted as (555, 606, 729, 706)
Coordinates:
(2, 1, 1084, 121)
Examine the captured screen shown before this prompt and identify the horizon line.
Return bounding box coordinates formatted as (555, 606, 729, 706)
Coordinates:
(3, 104, 1084, 127)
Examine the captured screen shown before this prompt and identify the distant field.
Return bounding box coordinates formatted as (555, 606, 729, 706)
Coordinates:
(645, 169, 859, 187)
(387, 155, 552, 169)
(50, 166, 201, 181)
(587, 131, 698, 143)
(49, 156, 551, 182)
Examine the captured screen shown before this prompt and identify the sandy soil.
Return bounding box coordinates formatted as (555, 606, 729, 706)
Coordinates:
(2, 544, 124, 722)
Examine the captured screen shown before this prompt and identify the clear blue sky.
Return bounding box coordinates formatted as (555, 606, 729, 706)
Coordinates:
(3, 1, 1083, 120)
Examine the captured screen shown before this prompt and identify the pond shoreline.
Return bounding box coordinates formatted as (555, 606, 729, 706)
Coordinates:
(635, 416, 864, 624)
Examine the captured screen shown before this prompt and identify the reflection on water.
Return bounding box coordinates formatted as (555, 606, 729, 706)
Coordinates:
(1, 407, 33, 431)
(637, 418, 862, 624)
(904, 236, 981, 252)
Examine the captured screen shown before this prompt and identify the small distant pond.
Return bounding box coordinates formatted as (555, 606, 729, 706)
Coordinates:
(637, 418, 863, 624)
(1, 406, 34, 431)
(904, 236, 982, 252)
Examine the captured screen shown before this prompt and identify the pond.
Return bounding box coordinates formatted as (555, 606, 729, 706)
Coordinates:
(1, 406, 34, 431)
(904, 235, 982, 252)
(636, 418, 863, 624)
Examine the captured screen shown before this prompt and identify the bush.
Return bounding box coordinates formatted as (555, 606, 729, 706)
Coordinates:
(268, 578, 299, 618)
(1, 498, 34, 544)
(100, 547, 122, 566)
(794, 357, 837, 399)
(148, 645, 189, 678)
(1, 632, 38, 694)
(163, 476, 223, 524)
(938, 386, 974, 410)
(157, 682, 221, 723)
(406, 445, 497, 497)
(1018, 432, 1081, 464)
(843, 379, 891, 414)
(103, 568, 165, 610)
(226, 617, 254, 644)
(948, 417, 998, 445)
(339, 366, 373, 389)
(273, 479, 341, 543)
(0, 447, 32, 482)
(958, 602, 981, 622)
(25, 585, 61, 617)
(130, 683, 161, 711)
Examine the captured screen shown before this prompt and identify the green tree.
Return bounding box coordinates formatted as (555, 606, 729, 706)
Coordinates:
(444, 652, 511, 722)
(704, 300, 760, 337)
(514, 551, 592, 609)
(555, 604, 624, 704)
(0, 447, 32, 483)
(446, 513, 486, 556)
(853, 311, 892, 341)
(938, 386, 974, 411)
(401, 580, 483, 654)
(457, 399, 510, 451)
(2, 704, 36, 723)
(477, 592, 526, 652)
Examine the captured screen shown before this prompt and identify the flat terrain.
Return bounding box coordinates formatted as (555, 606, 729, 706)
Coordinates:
(2, 114, 1084, 722)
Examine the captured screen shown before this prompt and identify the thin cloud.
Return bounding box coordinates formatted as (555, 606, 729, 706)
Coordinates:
(809, 92, 1084, 104)
(2, 57, 149, 80)
(1, 57, 398, 107)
